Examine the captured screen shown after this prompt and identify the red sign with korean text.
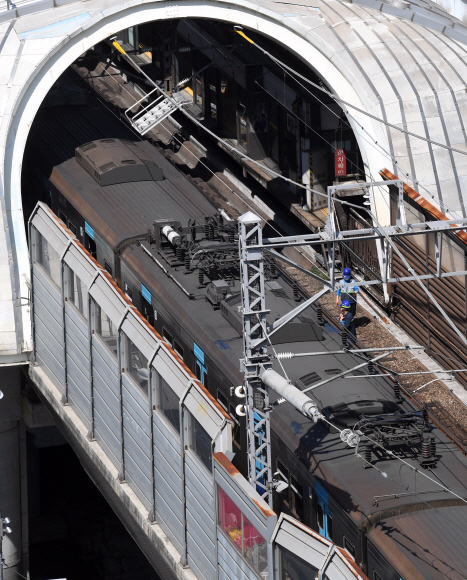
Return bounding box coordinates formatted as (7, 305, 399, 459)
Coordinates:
(335, 149, 347, 176)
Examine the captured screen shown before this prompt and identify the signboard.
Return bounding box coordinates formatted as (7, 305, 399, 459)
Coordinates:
(334, 149, 347, 176)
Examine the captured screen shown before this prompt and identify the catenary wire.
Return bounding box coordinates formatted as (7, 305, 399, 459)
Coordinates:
(95, 61, 331, 278)
(84, 52, 467, 515)
(235, 29, 467, 159)
(237, 29, 459, 215)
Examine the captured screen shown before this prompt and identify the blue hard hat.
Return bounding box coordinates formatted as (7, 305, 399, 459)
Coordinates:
(341, 300, 351, 308)
(343, 267, 351, 277)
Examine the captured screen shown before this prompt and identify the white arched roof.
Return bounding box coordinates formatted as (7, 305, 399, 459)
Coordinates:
(1, 0, 467, 356)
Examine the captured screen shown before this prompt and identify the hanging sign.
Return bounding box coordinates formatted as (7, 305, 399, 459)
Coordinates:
(335, 149, 347, 176)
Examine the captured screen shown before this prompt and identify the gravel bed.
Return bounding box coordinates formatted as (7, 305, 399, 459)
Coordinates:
(285, 267, 467, 446)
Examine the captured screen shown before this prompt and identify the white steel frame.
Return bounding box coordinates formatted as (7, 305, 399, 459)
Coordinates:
(238, 180, 467, 499)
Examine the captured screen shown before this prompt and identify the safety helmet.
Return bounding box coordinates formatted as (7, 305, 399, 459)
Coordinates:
(343, 267, 351, 278)
(341, 300, 351, 309)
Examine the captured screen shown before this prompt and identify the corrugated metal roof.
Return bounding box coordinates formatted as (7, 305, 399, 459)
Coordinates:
(369, 506, 467, 580)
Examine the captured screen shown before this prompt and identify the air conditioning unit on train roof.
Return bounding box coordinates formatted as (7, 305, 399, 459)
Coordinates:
(75, 139, 163, 187)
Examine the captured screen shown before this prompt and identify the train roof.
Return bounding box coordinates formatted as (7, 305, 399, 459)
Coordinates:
(52, 137, 467, 572)
(368, 505, 467, 580)
(121, 242, 467, 525)
(49, 139, 214, 250)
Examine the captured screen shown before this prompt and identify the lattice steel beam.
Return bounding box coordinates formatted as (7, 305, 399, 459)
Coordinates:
(238, 212, 273, 503)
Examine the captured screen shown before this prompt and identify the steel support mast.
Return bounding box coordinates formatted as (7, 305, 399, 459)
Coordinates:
(238, 212, 273, 504)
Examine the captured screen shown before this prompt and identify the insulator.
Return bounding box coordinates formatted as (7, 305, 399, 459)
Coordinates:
(422, 437, 431, 459)
(208, 224, 214, 239)
(293, 281, 300, 302)
(178, 47, 191, 53)
(270, 260, 277, 279)
(229, 229, 235, 243)
(393, 381, 403, 402)
(340, 428, 359, 448)
(209, 263, 218, 280)
(430, 436, 437, 459)
(198, 270, 204, 286)
(235, 385, 246, 398)
(185, 253, 191, 271)
(204, 216, 210, 238)
(422, 407, 431, 432)
(276, 352, 294, 360)
(363, 444, 372, 465)
(367, 360, 376, 375)
(162, 224, 181, 246)
(316, 303, 324, 326)
(341, 329, 348, 348)
(191, 224, 196, 242)
(218, 213, 224, 226)
(176, 246, 184, 261)
(236, 404, 246, 417)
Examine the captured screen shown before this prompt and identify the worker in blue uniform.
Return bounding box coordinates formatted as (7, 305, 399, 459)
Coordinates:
(336, 267, 359, 317)
(340, 300, 356, 345)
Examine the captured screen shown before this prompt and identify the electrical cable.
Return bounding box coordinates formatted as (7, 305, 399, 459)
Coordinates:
(236, 29, 467, 159)
(2, 561, 28, 580)
(358, 429, 467, 504)
(236, 28, 459, 216)
(93, 62, 332, 284)
(86, 71, 467, 509)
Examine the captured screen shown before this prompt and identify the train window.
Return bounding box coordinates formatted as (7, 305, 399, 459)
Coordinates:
(317, 502, 324, 530)
(155, 372, 180, 433)
(104, 261, 112, 276)
(343, 536, 355, 559)
(68, 221, 77, 236)
(229, 403, 241, 451)
(173, 340, 184, 360)
(65, 264, 88, 319)
(58, 210, 67, 224)
(374, 573, 383, 580)
(162, 327, 173, 346)
(277, 545, 318, 580)
(123, 333, 149, 396)
(188, 411, 212, 471)
(217, 390, 228, 411)
(91, 298, 117, 358)
(327, 513, 333, 541)
(124, 283, 133, 302)
(58, 193, 67, 207)
(290, 475, 303, 521)
(33, 228, 61, 288)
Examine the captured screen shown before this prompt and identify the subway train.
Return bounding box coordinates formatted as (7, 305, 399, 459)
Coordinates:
(45, 136, 467, 580)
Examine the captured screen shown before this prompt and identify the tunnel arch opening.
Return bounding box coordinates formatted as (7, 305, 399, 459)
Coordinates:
(7, 0, 389, 347)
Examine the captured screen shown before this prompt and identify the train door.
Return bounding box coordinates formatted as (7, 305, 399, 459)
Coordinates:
(315, 481, 333, 541)
(194, 342, 207, 386)
(84, 221, 97, 259)
(141, 285, 155, 325)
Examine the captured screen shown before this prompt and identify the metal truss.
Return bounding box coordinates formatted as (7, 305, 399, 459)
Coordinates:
(238, 212, 273, 503)
(238, 180, 467, 496)
(259, 181, 467, 289)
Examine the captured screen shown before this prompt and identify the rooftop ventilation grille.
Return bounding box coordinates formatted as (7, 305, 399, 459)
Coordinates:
(80, 142, 97, 152)
(99, 162, 116, 172)
(297, 372, 320, 390)
(271, 288, 288, 299)
(325, 368, 343, 376)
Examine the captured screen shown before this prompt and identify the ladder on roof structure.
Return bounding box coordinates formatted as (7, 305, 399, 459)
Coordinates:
(125, 89, 191, 135)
